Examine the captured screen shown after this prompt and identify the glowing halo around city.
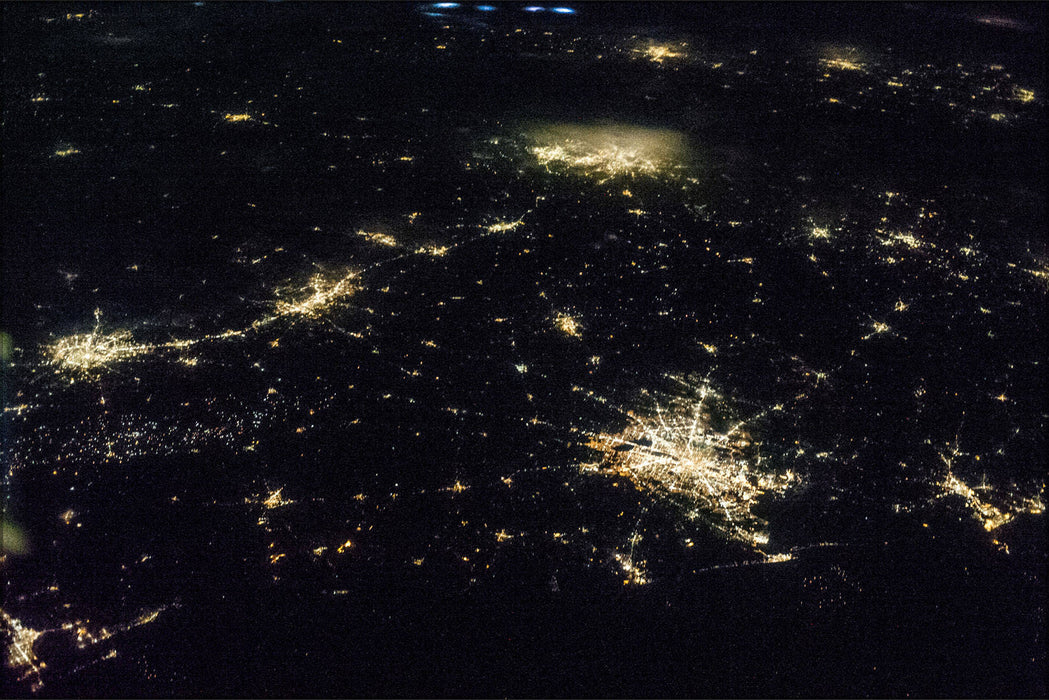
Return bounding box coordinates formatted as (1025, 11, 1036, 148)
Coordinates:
(524, 123, 691, 181)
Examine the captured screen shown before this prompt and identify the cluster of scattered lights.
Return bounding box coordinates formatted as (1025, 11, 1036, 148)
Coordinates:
(636, 41, 688, 64)
(939, 472, 1013, 531)
(485, 218, 525, 234)
(44, 200, 535, 379)
(878, 229, 929, 250)
(47, 267, 361, 375)
(863, 320, 892, 339)
(931, 441, 1045, 533)
(822, 57, 864, 71)
(41, 11, 93, 22)
(1, 603, 173, 693)
(273, 271, 358, 320)
(414, 244, 450, 257)
(9, 29, 1048, 693)
(937, 471, 1044, 532)
(357, 230, 399, 247)
(531, 144, 661, 179)
(809, 225, 832, 241)
(612, 550, 650, 586)
(553, 311, 582, 338)
(258, 488, 295, 510)
(1011, 86, 1035, 103)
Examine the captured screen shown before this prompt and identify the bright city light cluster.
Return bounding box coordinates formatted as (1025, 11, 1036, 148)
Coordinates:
(47, 268, 358, 375)
(45, 310, 202, 375)
(47, 323, 151, 372)
(526, 124, 688, 180)
(357, 230, 399, 247)
(938, 471, 1045, 532)
(1, 603, 173, 694)
(819, 47, 869, 72)
(1, 609, 43, 692)
(414, 244, 450, 257)
(272, 271, 357, 320)
(485, 218, 525, 234)
(553, 311, 583, 337)
(822, 57, 865, 71)
(635, 41, 688, 64)
(585, 378, 797, 550)
(1011, 86, 1035, 103)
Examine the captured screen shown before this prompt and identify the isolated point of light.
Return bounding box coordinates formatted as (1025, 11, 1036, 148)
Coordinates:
(475, 4, 497, 10)
(523, 6, 545, 12)
(433, 2, 460, 8)
(551, 6, 575, 13)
